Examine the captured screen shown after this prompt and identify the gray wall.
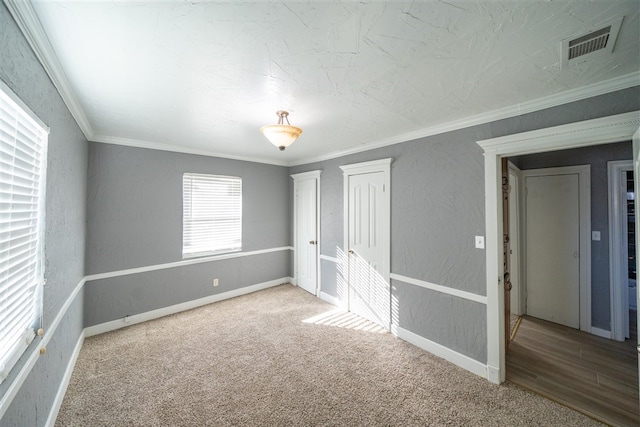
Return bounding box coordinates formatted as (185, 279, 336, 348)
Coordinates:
(84, 143, 291, 326)
(1, 0, 638, 420)
(290, 86, 640, 364)
(0, 4, 88, 426)
(511, 141, 632, 331)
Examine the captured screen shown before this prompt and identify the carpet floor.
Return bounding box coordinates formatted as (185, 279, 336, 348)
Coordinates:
(55, 284, 603, 426)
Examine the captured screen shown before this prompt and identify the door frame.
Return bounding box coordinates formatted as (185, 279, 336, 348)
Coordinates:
(520, 165, 591, 331)
(633, 127, 640, 397)
(340, 158, 392, 316)
(291, 170, 322, 296)
(477, 111, 639, 384)
(609, 160, 633, 341)
(508, 163, 523, 316)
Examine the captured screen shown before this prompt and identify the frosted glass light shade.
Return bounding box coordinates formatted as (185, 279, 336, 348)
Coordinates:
(260, 124, 303, 151)
(260, 110, 302, 151)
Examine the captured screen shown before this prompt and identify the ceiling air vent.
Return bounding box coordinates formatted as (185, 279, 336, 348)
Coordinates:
(561, 17, 623, 69)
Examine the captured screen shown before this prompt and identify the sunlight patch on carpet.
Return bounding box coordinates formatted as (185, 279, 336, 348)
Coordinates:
(302, 308, 386, 333)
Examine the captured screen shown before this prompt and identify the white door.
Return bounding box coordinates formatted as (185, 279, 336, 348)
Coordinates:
(525, 173, 580, 329)
(295, 178, 318, 295)
(347, 172, 390, 327)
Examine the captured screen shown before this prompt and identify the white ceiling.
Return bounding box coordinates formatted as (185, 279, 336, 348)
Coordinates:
(13, 1, 640, 166)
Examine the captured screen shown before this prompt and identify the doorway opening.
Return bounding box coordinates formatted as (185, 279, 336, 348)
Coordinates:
(503, 147, 638, 425)
(610, 161, 637, 342)
(626, 170, 637, 341)
(476, 111, 639, 385)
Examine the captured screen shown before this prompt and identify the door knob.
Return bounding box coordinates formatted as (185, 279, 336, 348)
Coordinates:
(348, 249, 354, 255)
(309, 240, 317, 245)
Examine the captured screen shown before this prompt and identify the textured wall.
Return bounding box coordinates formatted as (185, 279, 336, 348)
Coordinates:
(0, 4, 88, 426)
(512, 141, 632, 331)
(84, 143, 291, 326)
(84, 251, 289, 326)
(290, 86, 640, 364)
(290, 129, 487, 362)
(86, 143, 291, 274)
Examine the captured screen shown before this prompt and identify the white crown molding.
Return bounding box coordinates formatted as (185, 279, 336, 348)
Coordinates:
(4, 0, 94, 139)
(288, 72, 640, 166)
(92, 72, 640, 167)
(91, 134, 290, 166)
(7, 0, 638, 168)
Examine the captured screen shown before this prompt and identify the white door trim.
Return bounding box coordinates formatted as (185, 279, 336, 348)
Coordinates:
(609, 160, 633, 341)
(508, 162, 523, 316)
(521, 165, 591, 331)
(291, 170, 322, 295)
(340, 158, 392, 315)
(477, 110, 640, 384)
(633, 127, 640, 399)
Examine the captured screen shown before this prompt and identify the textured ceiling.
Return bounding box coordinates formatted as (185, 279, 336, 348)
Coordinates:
(21, 1, 640, 165)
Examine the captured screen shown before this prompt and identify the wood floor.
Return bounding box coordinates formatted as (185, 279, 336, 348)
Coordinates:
(507, 315, 639, 427)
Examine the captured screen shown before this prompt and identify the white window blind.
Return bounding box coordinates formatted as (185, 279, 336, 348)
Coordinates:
(0, 82, 48, 384)
(183, 173, 242, 258)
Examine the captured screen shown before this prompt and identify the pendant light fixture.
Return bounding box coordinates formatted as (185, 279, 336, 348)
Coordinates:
(260, 110, 302, 151)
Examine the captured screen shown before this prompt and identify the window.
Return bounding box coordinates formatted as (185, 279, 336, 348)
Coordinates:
(183, 173, 242, 258)
(0, 81, 48, 384)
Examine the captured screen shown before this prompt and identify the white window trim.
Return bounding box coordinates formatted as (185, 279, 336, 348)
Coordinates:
(0, 80, 49, 133)
(182, 173, 242, 259)
(0, 79, 49, 384)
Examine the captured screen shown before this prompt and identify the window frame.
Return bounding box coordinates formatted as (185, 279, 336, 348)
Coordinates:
(182, 172, 242, 259)
(0, 79, 49, 384)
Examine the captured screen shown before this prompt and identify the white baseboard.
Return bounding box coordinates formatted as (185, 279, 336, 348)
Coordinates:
(45, 331, 85, 427)
(319, 291, 343, 308)
(590, 326, 612, 339)
(395, 326, 487, 379)
(487, 364, 501, 384)
(85, 277, 291, 337)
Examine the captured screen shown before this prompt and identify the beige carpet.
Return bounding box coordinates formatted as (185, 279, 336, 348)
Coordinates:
(55, 284, 602, 426)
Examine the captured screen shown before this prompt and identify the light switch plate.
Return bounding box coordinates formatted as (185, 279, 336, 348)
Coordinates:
(475, 235, 485, 249)
(592, 231, 601, 241)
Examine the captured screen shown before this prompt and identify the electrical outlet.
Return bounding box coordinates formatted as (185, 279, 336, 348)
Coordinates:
(213, 278, 219, 287)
